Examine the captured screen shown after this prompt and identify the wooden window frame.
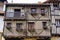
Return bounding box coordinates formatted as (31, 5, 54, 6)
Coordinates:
(16, 23, 23, 32)
(6, 23, 11, 29)
(42, 22, 47, 29)
(41, 8, 45, 16)
(28, 22, 35, 32)
(31, 8, 36, 13)
(55, 19, 60, 27)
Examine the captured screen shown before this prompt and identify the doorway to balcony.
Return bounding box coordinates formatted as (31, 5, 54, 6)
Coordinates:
(14, 9, 21, 18)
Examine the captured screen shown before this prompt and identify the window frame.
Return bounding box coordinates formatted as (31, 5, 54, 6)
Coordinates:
(42, 22, 47, 27)
(42, 22, 47, 29)
(31, 8, 36, 13)
(53, 3, 59, 7)
(6, 23, 11, 29)
(14, 9, 21, 18)
(55, 19, 60, 27)
(16, 23, 23, 31)
(53, 3, 59, 10)
(28, 22, 35, 32)
(41, 8, 45, 16)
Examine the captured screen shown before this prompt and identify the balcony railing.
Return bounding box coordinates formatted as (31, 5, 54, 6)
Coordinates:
(5, 12, 26, 19)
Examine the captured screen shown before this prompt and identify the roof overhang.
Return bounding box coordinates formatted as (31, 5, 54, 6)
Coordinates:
(45, 0, 60, 3)
(0, 0, 6, 2)
(6, 3, 50, 7)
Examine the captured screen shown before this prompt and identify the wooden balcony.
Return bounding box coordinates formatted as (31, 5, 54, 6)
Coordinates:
(5, 12, 26, 20)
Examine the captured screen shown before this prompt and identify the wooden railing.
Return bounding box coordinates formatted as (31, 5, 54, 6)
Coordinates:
(5, 12, 26, 19)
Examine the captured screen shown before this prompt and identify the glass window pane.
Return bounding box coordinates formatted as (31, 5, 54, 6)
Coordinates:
(55, 20, 60, 27)
(6, 12, 14, 17)
(31, 8, 36, 12)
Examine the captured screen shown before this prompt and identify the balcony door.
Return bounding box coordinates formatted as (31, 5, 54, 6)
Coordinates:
(14, 9, 21, 18)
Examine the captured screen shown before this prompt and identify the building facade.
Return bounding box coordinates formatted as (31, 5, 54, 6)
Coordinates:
(0, 0, 6, 40)
(50, 0, 60, 40)
(3, 3, 51, 40)
(3, 0, 60, 40)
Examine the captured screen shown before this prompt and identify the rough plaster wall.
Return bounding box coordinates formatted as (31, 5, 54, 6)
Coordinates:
(0, 33, 2, 40)
(4, 6, 51, 37)
(4, 21, 26, 36)
(0, 3, 4, 12)
(0, 16, 4, 32)
(4, 21, 51, 36)
(51, 37, 60, 40)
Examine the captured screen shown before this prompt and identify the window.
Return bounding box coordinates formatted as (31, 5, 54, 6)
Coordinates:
(14, 9, 21, 18)
(14, 9, 21, 12)
(53, 3, 59, 7)
(41, 8, 45, 16)
(28, 22, 35, 32)
(42, 22, 47, 29)
(16, 23, 22, 31)
(55, 19, 60, 27)
(6, 23, 11, 29)
(31, 8, 36, 13)
(53, 3, 59, 9)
